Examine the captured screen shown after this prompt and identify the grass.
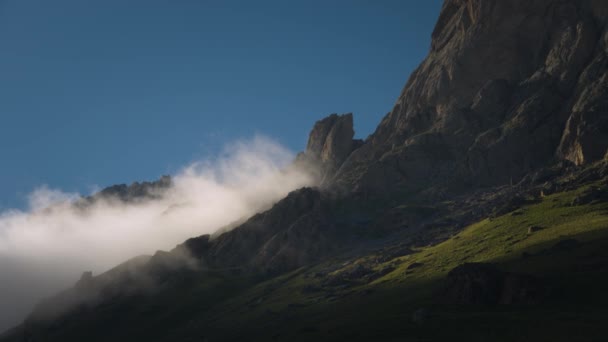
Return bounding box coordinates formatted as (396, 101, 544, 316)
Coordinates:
(5, 183, 608, 341)
(187, 183, 608, 341)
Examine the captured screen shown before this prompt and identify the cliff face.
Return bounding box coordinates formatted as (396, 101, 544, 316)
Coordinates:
(298, 113, 362, 185)
(333, 0, 608, 195)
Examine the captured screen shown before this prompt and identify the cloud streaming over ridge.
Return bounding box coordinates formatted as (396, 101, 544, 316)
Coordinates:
(0, 136, 314, 332)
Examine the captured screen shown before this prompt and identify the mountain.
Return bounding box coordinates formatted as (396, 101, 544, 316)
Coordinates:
(2, 1, 608, 341)
(331, 0, 608, 196)
(80, 175, 173, 204)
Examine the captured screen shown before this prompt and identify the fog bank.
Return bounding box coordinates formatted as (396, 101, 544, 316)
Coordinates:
(0, 136, 314, 332)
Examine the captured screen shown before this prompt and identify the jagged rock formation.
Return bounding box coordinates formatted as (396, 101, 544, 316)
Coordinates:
(298, 113, 363, 185)
(332, 0, 608, 196)
(83, 175, 172, 203)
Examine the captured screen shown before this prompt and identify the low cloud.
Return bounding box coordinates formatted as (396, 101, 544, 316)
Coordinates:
(0, 136, 315, 332)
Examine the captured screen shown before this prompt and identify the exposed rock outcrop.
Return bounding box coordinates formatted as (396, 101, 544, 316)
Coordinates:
(83, 175, 173, 204)
(298, 113, 363, 186)
(331, 0, 608, 196)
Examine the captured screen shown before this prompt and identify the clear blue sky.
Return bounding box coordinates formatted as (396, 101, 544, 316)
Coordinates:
(0, 0, 443, 210)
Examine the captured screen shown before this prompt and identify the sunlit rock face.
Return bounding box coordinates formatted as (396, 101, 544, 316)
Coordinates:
(330, 0, 608, 196)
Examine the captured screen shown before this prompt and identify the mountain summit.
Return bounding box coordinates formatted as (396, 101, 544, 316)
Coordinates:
(331, 0, 608, 196)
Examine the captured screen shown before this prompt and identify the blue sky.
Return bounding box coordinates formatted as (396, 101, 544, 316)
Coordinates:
(0, 0, 443, 209)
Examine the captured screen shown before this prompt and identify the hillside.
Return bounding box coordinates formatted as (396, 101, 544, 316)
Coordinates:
(3, 161, 608, 341)
(2, 0, 608, 341)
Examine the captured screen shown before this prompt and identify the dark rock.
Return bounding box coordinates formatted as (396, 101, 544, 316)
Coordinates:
(540, 182, 557, 197)
(528, 226, 543, 234)
(443, 263, 544, 305)
(78, 175, 173, 206)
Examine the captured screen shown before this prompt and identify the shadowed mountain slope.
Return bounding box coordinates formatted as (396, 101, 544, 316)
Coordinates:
(2, 0, 608, 341)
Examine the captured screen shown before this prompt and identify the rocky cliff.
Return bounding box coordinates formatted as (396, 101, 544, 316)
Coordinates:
(297, 113, 363, 185)
(332, 0, 608, 196)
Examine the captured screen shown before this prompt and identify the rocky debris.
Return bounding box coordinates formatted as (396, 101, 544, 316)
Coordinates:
(443, 263, 544, 305)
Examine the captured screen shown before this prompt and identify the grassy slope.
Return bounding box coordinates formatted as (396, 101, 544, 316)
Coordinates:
(187, 184, 608, 341)
(4, 183, 608, 342)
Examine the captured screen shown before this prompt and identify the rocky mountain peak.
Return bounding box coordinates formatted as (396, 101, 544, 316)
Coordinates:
(328, 0, 608, 197)
(300, 113, 362, 185)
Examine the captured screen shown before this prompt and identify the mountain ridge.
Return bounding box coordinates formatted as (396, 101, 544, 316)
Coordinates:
(331, 0, 608, 197)
(2, 0, 608, 340)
